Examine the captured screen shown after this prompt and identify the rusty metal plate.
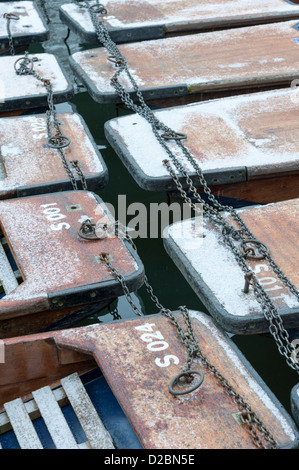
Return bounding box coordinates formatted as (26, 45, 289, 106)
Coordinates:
(164, 198, 299, 334)
(0, 53, 74, 112)
(0, 1, 49, 51)
(53, 312, 299, 449)
(70, 20, 299, 104)
(104, 88, 299, 192)
(0, 112, 108, 199)
(60, 0, 299, 44)
(0, 190, 144, 319)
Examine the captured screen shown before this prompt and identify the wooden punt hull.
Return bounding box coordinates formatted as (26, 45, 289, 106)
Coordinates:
(0, 1, 49, 52)
(0, 312, 298, 449)
(59, 0, 299, 44)
(0, 53, 74, 113)
(104, 88, 299, 204)
(163, 198, 299, 334)
(0, 190, 144, 334)
(0, 112, 108, 199)
(70, 20, 299, 106)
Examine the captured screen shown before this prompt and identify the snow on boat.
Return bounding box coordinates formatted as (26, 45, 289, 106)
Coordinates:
(70, 20, 299, 105)
(0, 53, 73, 112)
(60, 0, 299, 44)
(104, 88, 299, 204)
(0, 1, 49, 54)
(0, 190, 144, 338)
(0, 112, 108, 199)
(163, 198, 299, 334)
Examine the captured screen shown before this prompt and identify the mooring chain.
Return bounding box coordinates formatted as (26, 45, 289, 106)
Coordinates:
(76, 217, 278, 449)
(75, 0, 299, 375)
(13, 54, 87, 190)
(3, 12, 19, 56)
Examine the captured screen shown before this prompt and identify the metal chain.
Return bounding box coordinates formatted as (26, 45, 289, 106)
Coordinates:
(90, 220, 278, 449)
(14, 54, 87, 190)
(76, 0, 299, 374)
(3, 13, 19, 56)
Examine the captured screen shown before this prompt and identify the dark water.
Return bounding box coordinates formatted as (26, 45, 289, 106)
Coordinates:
(28, 1, 298, 418)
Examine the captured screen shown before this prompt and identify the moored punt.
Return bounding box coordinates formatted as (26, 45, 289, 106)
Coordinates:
(104, 88, 299, 204)
(0, 1, 49, 55)
(0, 112, 108, 199)
(0, 52, 73, 113)
(0, 311, 298, 449)
(0, 190, 144, 338)
(70, 20, 299, 106)
(163, 198, 299, 335)
(59, 0, 299, 44)
(291, 384, 299, 427)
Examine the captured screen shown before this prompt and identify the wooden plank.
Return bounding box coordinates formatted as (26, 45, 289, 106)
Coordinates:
(163, 198, 299, 334)
(0, 387, 68, 434)
(70, 20, 299, 104)
(0, 240, 18, 295)
(0, 191, 144, 319)
(61, 373, 114, 449)
(54, 315, 299, 449)
(32, 385, 79, 449)
(0, 53, 74, 112)
(0, 1, 49, 49)
(0, 112, 108, 199)
(60, 0, 299, 44)
(104, 88, 299, 200)
(4, 398, 43, 449)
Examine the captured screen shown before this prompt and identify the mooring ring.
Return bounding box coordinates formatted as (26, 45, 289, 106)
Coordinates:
(14, 57, 34, 74)
(47, 135, 71, 149)
(90, 3, 107, 14)
(240, 239, 270, 260)
(169, 370, 204, 396)
(3, 13, 20, 21)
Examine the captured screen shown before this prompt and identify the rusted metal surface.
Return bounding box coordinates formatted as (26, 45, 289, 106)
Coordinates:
(0, 1, 49, 50)
(0, 112, 108, 199)
(53, 312, 298, 449)
(104, 88, 299, 203)
(164, 198, 299, 334)
(0, 53, 74, 112)
(0, 190, 143, 319)
(60, 0, 299, 44)
(70, 20, 299, 104)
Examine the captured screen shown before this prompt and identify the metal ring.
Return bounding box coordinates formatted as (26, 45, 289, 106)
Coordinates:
(169, 370, 204, 396)
(47, 135, 71, 149)
(240, 239, 270, 260)
(3, 13, 20, 20)
(14, 57, 34, 74)
(90, 3, 107, 14)
(161, 132, 187, 141)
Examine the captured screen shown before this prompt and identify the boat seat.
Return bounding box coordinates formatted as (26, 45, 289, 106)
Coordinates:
(0, 373, 115, 449)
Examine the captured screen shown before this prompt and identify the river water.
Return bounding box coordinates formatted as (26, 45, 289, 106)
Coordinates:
(27, 1, 298, 418)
